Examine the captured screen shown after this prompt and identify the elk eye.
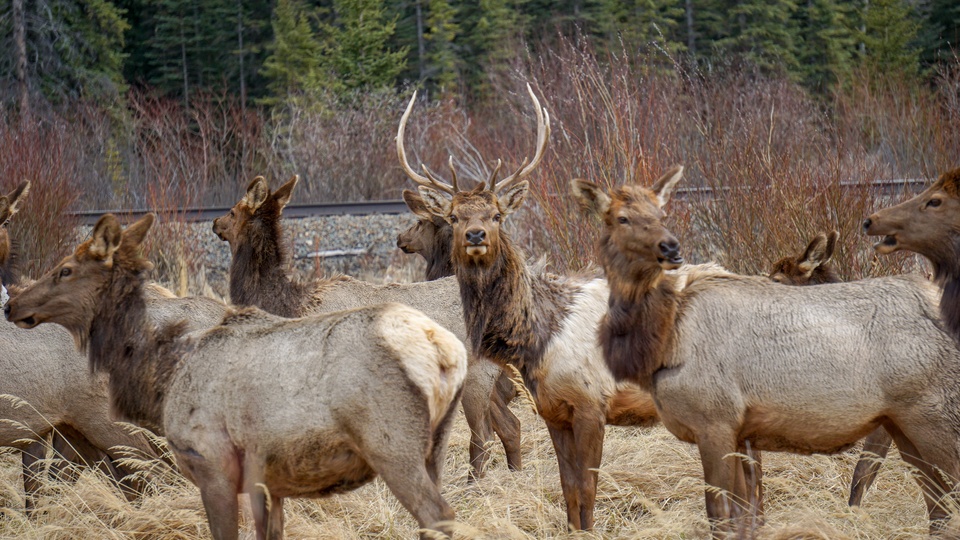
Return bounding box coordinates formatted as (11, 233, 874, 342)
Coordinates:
(59, 267, 72, 278)
(927, 198, 942, 208)
(450, 215, 459, 224)
(617, 216, 629, 224)
(493, 214, 501, 222)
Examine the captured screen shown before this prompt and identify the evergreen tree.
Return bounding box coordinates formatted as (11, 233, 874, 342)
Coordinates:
(916, 0, 960, 65)
(459, 0, 525, 96)
(320, 0, 409, 94)
(858, 0, 921, 77)
(605, 0, 685, 55)
(0, 0, 129, 108)
(715, 0, 801, 75)
(261, 0, 325, 104)
(424, 0, 460, 93)
(796, 0, 857, 92)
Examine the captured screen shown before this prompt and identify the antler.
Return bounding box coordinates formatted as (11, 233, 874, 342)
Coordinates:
(491, 84, 551, 194)
(396, 91, 459, 195)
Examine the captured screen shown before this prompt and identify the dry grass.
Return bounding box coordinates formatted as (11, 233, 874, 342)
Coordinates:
(0, 404, 937, 539)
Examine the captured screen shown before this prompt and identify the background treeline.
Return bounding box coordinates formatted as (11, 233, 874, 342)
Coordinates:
(0, 0, 957, 282)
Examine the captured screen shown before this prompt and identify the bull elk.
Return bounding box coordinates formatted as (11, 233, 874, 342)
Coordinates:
(6, 213, 468, 540)
(574, 169, 960, 536)
(401, 84, 666, 531)
(769, 231, 896, 507)
(212, 174, 521, 479)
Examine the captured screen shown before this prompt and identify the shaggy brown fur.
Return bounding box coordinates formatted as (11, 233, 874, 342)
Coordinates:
(398, 190, 455, 281)
(0, 181, 29, 286)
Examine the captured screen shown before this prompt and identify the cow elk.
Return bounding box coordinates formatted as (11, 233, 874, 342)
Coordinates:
(401, 84, 667, 531)
(6, 213, 468, 540)
(769, 231, 897, 507)
(865, 166, 960, 344)
(213, 174, 521, 479)
(0, 180, 151, 513)
(575, 168, 960, 536)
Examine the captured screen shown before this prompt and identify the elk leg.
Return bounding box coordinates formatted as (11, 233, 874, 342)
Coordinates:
(266, 496, 284, 540)
(177, 448, 241, 540)
(461, 360, 498, 481)
(426, 388, 462, 488)
(848, 427, 893, 506)
(698, 433, 742, 537)
(735, 442, 764, 534)
(21, 440, 46, 515)
(546, 424, 584, 531)
(489, 371, 522, 471)
(571, 414, 605, 530)
(378, 461, 455, 539)
(884, 422, 954, 532)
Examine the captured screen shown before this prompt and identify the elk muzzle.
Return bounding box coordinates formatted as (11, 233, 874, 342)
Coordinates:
(465, 229, 488, 256)
(658, 238, 683, 269)
(863, 214, 901, 255)
(212, 218, 226, 241)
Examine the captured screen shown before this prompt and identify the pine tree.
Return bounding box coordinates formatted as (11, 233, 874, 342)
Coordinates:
(715, 0, 801, 76)
(858, 0, 921, 78)
(320, 0, 409, 94)
(916, 0, 960, 65)
(261, 0, 325, 104)
(797, 0, 857, 92)
(424, 0, 459, 93)
(458, 0, 525, 97)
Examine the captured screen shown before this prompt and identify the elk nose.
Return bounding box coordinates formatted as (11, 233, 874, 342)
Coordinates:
(3, 303, 11, 318)
(466, 229, 486, 246)
(862, 217, 872, 231)
(659, 239, 680, 258)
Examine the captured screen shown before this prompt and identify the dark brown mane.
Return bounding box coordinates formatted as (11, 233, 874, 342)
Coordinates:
(228, 196, 316, 318)
(454, 229, 570, 395)
(424, 217, 454, 280)
(0, 234, 19, 287)
(597, 230, 679, 389)
(89, 257, 186, 432)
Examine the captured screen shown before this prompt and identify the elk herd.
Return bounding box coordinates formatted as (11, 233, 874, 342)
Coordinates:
(1, 84, 960, 539)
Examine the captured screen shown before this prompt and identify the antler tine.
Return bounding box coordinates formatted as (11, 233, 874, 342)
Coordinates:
(396, 90, 456, 195)
(494, 83, 552, 194)
(487, 159, 503, 187)
(447, 155, 460, 192)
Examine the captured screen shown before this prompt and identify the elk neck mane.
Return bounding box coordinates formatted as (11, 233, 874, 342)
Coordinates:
(933, 242, 960, 346)
(89, 261, 187, 432)
(229, 202, 348, 318)
(0, 235, 20, 289)
(424, 219, 454, 281)
(453, 229, 571, 393)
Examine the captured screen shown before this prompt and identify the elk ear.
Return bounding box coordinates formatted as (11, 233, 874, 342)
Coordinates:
(242, 176, 269, 211)
(824, 230, 839, 262)
(271, 175, 299, 210)
(6, 181, 30, 215)
(571, 179, 611, 218)
(498, 181, 529, 216)
(121, 213, 156, 251)
(797, 233, 829, 275)
(418, 186, 452, 218)
(939, 167, 960, 197)
(650, 165, 684, 207)
(402, 189, 433, 220)
(89, 214, 123, 262)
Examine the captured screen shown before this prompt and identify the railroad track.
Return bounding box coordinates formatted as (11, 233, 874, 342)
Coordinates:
(71, 178, 930, 226)
(71, 200, 410, 226)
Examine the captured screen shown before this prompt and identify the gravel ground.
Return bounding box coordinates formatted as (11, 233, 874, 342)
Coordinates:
(81, 213, 428, 298)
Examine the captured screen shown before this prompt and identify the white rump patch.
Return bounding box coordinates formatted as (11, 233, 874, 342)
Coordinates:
(0, 283, 7, 306)
(378, 304, 468, 430)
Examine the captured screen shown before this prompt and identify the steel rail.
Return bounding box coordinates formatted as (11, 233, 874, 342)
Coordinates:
(71, 200, 410, 226)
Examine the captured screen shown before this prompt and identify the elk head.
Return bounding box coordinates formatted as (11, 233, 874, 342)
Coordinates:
(397, 190, 451, 255)
(397, 84, 550, 269)
(572, 166, 684, 285)
(864, 167, 960, 278)
(0, 180, 31, 276)
(769, 231, 840, 285)
(5, 214, 155, 346)
(212, 175, 298, 251)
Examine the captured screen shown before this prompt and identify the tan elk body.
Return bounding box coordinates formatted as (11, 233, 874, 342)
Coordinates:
(402, 86, 661, 530)
(769, 231, 895, 507)
(213, 175, 521, 477)
(574, 170, 960, 535)
(6, 214, 468, 540)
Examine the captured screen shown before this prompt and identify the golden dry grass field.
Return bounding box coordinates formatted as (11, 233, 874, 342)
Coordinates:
(0, 400, 944, 540)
